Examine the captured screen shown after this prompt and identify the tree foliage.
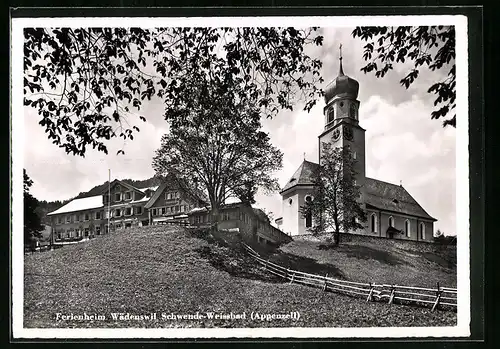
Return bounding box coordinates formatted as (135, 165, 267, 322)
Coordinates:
(300, 144, 366, 245)
(24, 27, 324, 156)
(152, 75, 283, 223)
(352, 26, 456, 127)
(24, 169, 44, 249)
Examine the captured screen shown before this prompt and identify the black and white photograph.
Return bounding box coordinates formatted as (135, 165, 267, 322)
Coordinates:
(11, 14, 471, 339)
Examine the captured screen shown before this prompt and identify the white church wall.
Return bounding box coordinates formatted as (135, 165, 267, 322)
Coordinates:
(281, 191, 299, 236)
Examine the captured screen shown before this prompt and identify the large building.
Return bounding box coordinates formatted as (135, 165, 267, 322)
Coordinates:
(47, 179, 291, 246)
(276, 48, 436, 242)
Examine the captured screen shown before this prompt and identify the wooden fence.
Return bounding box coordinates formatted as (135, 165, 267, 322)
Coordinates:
(242, 244, 457, 312)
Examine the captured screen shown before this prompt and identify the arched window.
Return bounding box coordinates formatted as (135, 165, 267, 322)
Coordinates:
(419, 223, 426, 240)
(304, 195, 313, 228)
(371, 213, 377, 233)
(349, 103, 357, 119)
(288, 198, 293, 206)
(405, 220, 410, 237)
(388, 216, 394, 228)
(305, 211, 312, 228)
(327, 107, 334, 124)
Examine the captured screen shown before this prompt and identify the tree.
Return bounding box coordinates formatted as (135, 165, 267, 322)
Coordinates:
(24, 169, 44, 250)
(352, 26, 456, 127)
(300, 144, 366, 245)
(152, 75, 283, 226)
(24, 27, 324, 156)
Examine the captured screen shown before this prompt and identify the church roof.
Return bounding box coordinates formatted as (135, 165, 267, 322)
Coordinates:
(280, 160, 319, 194)
(364, 177, 436, 221)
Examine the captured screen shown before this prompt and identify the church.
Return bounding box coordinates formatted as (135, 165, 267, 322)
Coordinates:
(275, 47, 436, 243)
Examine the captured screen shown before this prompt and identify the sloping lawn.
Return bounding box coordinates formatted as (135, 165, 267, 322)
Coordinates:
(272, 236, 457, 289)
(24, 226, 456, 328)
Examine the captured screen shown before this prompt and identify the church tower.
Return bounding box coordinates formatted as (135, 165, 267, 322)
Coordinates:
(318, 44, 366, 189)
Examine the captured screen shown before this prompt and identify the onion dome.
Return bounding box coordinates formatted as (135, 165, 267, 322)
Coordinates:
(324, 44, 359, 103)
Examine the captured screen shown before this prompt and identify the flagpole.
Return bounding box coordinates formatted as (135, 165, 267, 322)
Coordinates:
(108, 169, 111, 234)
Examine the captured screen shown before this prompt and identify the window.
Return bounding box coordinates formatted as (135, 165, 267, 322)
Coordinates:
(305, 195, 313, 203)
(125, 207, 132, 216)
(305, 211, 312, 228)
(419, 223, 426, 239)
(84, 213, 90, 221)
(288, 198, 293, 206)
(95, 211, 102, 220)
(73, 214, 77, 222)
(152, 208, 157, 216)
(115, 193, 122, 202)
(115, 209, 122, 217)
(349, 103, 357, 119)
(180, 205, 185, 212)
(388, 216, 394, 228)
(371, 213, 378, 233)
(116, 223, 122, 230)
(84, 228, 89, 237)
(125, 222, 132, 228)
(66, 215, 71, 223)
(327, 107, 334, 123)
(405, 220, 410, 237)
(96, 226, 101, 235)
(80, 214, 84, 222)
(161, 207, 166, 215)
(353, 151, 357, 160)
(124, 191, 132, 201)
(135, 206, 143, 215)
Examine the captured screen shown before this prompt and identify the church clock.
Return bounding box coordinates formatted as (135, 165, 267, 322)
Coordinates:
(333, 128, 340, 141)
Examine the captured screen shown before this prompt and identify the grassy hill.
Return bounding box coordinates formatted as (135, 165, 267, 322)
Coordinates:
(24, 226, 457, 329)
(265, 234, 457, 289)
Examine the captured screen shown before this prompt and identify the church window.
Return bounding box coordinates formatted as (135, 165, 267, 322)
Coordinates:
(340, 101, 344, 108)
(288, 198, 293, 206)
(370, 213, 377, 233)
(353, 151, 357, 160)
(327, 107, 334, 124)
(419, 223, 426, 239)
(305, 195, 313, 203)
(305, 211, 312, 228)
(388, 216, 394, 228)
(349, 103, 357, 119)
(405, 220, 410, 237)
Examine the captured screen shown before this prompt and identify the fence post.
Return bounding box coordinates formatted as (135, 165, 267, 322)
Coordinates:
(367, 282, 374, 302)
(265, 259, 269, 271)
(388, 285, 395, 304)
(289, 270, 295, 284)
(432, 282, 442, 312)
(323, 273, 328, 292)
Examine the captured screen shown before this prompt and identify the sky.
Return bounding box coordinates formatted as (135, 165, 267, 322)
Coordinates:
(22, 27, 457, 235)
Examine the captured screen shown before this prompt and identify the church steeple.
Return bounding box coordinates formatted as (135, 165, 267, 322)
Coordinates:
(318, 43, 366, 193)
(339, 43, 344, 76)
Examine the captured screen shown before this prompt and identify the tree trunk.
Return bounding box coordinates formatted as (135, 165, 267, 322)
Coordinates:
(334, 230, 340, 245)
(210, 206, 220, 232)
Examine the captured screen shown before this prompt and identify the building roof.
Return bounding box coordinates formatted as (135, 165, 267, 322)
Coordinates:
(144, 182, 169, 209)
(47, 195, 103, 216)
(364, 177, 436, 221)
(102, 179, 145, 195)
(281, 160, 319, 193)
(324, 49, 359, 103)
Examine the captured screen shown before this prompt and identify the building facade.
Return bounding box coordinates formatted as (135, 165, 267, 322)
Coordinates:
(276, 48, 437, 242)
